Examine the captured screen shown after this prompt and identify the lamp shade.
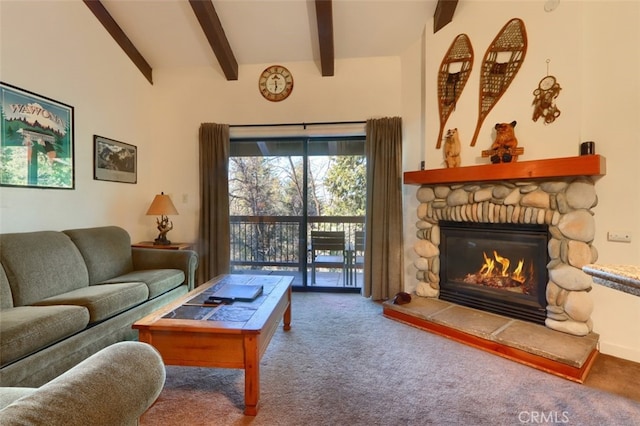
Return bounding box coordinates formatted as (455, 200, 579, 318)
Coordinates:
(146, 192, 179, 216)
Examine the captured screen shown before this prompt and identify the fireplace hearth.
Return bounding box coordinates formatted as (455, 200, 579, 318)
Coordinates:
(439, 220, 549, 324)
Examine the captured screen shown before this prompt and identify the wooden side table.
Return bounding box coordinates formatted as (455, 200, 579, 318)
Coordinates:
(132, 241, 193, 250)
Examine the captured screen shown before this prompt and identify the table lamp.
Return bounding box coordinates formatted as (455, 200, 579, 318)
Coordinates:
(146, 192, 179, 245)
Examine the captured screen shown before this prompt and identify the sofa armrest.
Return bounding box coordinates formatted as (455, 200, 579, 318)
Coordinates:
(132, 248, 198, 290)
(0, 341, 165, 426)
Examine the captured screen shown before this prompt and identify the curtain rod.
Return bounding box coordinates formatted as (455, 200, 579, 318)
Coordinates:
(229, 120, 366, 129)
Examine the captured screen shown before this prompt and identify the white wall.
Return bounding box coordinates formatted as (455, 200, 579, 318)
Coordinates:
(0, 0, 155, 236)
(401, 1, 640, 362)
(148, 58, 402, 240)
(401, 30, 426, 299)
(579, 0, 640, 364)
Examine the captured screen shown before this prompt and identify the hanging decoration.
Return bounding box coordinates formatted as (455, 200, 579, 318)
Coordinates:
(470, 18, 528, 147)
(436, 34, 474, 149)
(532, 59, 562, 124)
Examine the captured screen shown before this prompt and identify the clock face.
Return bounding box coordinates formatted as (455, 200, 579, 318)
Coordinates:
(259, 65, 293, 102)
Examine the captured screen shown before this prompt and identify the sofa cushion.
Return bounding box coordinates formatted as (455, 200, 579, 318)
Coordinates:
(0, 266, 12, 309)
(0, 231, 89, 306)
(32, 283, 148, 324)
(100, 269, 185, 298)
(63, 226, 134, 284)
(0, 306, 90, 367)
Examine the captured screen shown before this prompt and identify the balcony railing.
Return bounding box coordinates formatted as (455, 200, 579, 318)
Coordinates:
(230, 215, 364, 286)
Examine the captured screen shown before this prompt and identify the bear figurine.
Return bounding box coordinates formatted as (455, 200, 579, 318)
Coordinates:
(490, 121, 519, 163)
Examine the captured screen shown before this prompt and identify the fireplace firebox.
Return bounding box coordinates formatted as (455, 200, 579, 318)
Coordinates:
(439, 220, 549, 324)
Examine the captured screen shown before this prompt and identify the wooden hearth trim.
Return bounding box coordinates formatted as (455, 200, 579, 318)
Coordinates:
(404, 155, 606, 185)
(383, 305, 599, 383)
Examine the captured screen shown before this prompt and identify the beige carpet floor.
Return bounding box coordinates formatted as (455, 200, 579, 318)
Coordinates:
(141, 292, 640, 425)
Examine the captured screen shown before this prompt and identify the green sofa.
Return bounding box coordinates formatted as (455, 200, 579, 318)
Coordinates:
(0, 226, 198, 387)
(0, 341, 165, 425)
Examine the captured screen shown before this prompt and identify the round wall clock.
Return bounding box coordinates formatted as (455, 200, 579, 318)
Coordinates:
(258, 65, 294, 102)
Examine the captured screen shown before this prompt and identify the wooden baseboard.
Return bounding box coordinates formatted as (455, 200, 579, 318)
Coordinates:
(383, 305, 598, 383)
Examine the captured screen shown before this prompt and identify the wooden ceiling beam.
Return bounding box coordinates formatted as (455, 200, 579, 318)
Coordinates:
(83, 0, 153, 84)
(188, 0, 238, 81)
(433, 0, 458, 33)
(315, 0, 334, 77)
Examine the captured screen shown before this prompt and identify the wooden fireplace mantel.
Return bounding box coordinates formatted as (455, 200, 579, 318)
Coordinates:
(404, 155, 606, 185)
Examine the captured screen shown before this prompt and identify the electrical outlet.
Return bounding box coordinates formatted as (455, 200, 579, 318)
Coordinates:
(182, 193, 188, 204)
(607, 231, 632, 243)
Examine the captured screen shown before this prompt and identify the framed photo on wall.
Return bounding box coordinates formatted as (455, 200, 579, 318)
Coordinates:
(93, 135, 137, 184)
(0, 82, 75, 189)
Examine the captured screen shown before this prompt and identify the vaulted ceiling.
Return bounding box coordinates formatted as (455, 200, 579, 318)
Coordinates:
(84, 0, 458, 84)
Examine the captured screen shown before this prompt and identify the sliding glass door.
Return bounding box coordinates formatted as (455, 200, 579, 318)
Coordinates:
(228, 136, 365, 291)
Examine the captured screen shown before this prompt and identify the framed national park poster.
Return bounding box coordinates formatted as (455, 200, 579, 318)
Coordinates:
(0, 82, 75, 189)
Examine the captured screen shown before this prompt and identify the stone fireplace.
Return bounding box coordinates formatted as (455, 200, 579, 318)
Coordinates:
(406, 155, 606, 337)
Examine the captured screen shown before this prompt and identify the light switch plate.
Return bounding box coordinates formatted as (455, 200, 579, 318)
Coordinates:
(608, 231, 632, 243)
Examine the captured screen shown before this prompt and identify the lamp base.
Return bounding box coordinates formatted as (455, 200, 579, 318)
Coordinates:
(154, 235, 172, 245)
(154, 214, 173, 245)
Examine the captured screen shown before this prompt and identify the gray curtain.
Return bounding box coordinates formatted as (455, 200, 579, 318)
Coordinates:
(363, 117, 404, 300)
(198, 123, 230, 285)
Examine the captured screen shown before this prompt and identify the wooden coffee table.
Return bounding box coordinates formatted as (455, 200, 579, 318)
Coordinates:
(133, 274, 292, 415)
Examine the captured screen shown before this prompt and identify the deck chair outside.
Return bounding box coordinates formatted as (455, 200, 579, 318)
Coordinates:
(310, 231, 346, 286)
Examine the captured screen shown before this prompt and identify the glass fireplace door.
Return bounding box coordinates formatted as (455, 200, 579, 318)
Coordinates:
(439, 220, 549, 324)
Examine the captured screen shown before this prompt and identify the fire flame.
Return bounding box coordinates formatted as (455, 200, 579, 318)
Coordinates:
(479, 250, 526, 283)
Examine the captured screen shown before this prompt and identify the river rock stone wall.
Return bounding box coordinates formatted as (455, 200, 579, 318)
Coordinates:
(412, 177, 598, 337)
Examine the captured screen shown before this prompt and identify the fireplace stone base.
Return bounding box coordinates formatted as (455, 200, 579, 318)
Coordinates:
(383, 295, 599, 383)
(412, 177, 599, 336)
